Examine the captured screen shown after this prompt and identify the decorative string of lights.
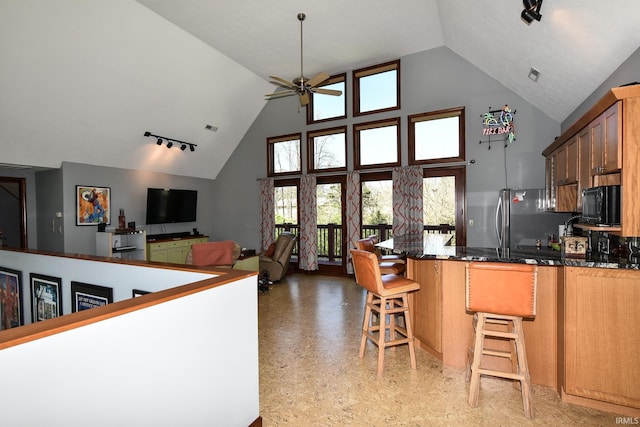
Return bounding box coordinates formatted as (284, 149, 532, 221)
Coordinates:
(143, 131, 197, 152)
(521, 0, 543, 25)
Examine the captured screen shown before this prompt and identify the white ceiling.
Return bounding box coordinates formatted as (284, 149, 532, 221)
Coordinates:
(2, 1, 639, 180)
(137, 0, 640, 123)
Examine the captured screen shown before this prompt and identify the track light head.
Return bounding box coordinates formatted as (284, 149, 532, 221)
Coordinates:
(166, 141, 173, 149)
(144, 131, 151, 137)
(156, 138, 162, 145)
(521, 0, 542, 24)
(180, 144, 186, 151)
(190, 145, 195, 152)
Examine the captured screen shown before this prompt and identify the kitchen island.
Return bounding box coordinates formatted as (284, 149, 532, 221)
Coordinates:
(378, 233, 640, 417)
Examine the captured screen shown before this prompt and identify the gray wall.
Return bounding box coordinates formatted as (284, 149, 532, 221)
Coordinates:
(35, 162, 217, 255)
(212, 46, 563, 249)
(563, 47, 640, 131)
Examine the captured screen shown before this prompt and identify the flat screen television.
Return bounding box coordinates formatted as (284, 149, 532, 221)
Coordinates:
(145, 188, 198, 224)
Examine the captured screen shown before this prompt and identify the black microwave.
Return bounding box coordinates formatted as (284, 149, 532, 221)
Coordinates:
(581, 185, 621, 225)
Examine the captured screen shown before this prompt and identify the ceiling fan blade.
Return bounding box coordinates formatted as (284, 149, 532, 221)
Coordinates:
(299, 92, 310, 106)
(306, 72, 329, 88)
(314, 88, 342, 96)
(269, 82, 296, 91)
(265, 90, 296, 98)
(269, 75, 295, 88)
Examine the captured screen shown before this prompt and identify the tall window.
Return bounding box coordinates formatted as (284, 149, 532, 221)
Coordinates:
(316, 176, 345, 265)
(409, 107, 465, 164)
(353, 118, 401, 170)
(423, 167, 466, 246)
(360, 172, 393, 240)
(307, 126, 347, 173)
(307, 73, 346, 124)
(274, 180, 299, 237)
(353, 60, 400, 116)
(268, 133, 301, 176)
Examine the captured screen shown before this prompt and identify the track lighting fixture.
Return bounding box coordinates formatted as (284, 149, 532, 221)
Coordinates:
(143, 131, 197, 152)
(521, 0, 543, 24)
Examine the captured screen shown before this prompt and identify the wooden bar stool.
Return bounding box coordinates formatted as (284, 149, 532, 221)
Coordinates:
(350, 249, 420, 376)
(465, 262, 538, 419)
(355, 237, 405, 275)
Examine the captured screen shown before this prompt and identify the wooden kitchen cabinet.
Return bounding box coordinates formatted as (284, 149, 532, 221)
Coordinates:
(576, 126, 591, 211)
(408, 258, 442, 355)
(544, 85, 640, 235)
(563, 266, 640, 412)
(591, 102, 621, 176)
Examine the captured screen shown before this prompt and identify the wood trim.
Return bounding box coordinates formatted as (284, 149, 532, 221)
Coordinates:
(542, 85, 640, 156)
(353, 117, 401, 170)
(306, 73, 347, 125)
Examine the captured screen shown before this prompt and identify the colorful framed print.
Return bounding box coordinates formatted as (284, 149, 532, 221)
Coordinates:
(71, 281, 113, 312)
(0, 266, 23, 330)
(30, 273, 62, 322)
(76, 185, 111, 226)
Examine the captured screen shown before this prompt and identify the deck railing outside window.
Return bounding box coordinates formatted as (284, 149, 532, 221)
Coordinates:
(274, 223, 455, 263)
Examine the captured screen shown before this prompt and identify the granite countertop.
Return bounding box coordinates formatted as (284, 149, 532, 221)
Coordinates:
(377, 233, 640, 269)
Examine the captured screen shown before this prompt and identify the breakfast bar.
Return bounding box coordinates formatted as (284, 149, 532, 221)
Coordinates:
(378, 233, 640, 417)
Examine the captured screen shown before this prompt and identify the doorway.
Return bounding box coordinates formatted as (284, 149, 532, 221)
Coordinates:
(0, 177, 27, 248)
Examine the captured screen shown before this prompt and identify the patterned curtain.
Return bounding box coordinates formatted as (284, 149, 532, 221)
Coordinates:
(345, 171, 361, 274)
(392, 166, 424, 236)
(259, 178, 275, 251)
(299, 174, 318, 271)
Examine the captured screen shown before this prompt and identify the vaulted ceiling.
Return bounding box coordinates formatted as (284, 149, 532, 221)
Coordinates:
(2, 1, 639, 179)
(137, 0, 640, 123)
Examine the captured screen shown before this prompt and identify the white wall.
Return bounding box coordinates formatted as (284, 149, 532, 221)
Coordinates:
(0, 250, 259, 426)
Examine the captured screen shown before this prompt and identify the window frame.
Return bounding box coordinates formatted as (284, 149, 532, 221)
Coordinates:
(267, 133, 302, 177)
(307, 126, 347, 174)
(306, 73, 347, 125)
(273, 177, 301, 238)
(359, 171, 393, 239)
(408, 106, 466, 165)
(353, 117, 401, 170)
(423, 166, 467, 246)
(353, 59, 401, 117)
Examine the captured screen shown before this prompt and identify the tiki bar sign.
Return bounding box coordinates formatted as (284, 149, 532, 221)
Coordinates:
(482, 105, 516, 143)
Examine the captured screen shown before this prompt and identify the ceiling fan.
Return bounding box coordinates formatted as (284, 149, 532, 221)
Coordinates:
(265, 13, 342, 106)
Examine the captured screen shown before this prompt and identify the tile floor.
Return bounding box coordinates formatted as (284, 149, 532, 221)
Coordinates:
(258, 273, 619, 426)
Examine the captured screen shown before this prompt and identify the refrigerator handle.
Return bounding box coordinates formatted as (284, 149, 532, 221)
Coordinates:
(495, 195, 503, 246)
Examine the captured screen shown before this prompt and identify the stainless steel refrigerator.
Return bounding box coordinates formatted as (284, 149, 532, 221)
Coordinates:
(495, 188, 570, 251)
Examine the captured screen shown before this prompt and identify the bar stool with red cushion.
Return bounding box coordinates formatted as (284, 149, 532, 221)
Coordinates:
(355, 237, 405, 275)
(465, 262, 538, 419)
(350, 249, 420, 376)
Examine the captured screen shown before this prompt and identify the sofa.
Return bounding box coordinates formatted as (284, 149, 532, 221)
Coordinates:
(259, 232, 297, 281)
(186, 240, 258, 271)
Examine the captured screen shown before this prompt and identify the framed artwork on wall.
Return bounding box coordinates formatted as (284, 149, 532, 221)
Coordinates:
(71, 281, 113, 312)
(132, 289, 150, 298)
(0, 266, 23, 330)
(29, 273, 62, 322)
(76, 185, 111, 226)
